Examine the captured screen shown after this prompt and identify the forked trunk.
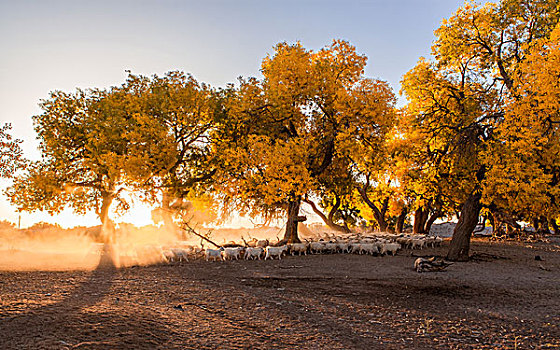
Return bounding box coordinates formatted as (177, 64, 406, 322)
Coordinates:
(303, 198, 350, 233)
(425, 210, 441, 235)
(356, 184, 388, 232)
(284, 199, 302, 243)
(447, 192, 482, 261)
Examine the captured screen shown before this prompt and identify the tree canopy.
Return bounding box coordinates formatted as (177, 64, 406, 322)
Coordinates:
(0, 123, 25, 179)
(5, 0, 560, 257)
(212, 40, 395, 242)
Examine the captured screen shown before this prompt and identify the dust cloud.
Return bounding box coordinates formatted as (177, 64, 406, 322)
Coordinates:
(0, 220, 324, 270)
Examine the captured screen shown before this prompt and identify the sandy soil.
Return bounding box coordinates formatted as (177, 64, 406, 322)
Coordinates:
(0, 238, 559, 349)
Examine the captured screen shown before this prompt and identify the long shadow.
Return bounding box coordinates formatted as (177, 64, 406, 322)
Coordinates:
(169, 261, 382, 349)
(58, 244, 117, 308)
(0, 245, 170, 349)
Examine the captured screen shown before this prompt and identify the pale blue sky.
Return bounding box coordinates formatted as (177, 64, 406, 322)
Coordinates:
(0, 0, 473, 227)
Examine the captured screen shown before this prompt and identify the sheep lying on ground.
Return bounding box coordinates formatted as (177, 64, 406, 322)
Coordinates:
(414, 256, 453, 273)
(264, 245, 288, 260)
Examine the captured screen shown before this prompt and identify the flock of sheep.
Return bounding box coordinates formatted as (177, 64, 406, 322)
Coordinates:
(136, 233, 446, 264)
(90, 232, 445, 267)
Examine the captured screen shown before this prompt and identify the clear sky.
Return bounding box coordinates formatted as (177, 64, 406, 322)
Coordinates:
(0, 0, 472, 228)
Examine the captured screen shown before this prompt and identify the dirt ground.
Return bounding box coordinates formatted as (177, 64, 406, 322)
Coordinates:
(0, 238, 559, 349)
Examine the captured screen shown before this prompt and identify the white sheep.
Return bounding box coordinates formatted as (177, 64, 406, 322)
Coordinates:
(411, 238, 426, 250)
(205, 248, 222, 261)
(381, 242, 401, 256)
(396, 237, 410, 247)
(288, 243, 308, 256)
(222, 247, 243, 261)
(359, 243, 378, 255)
(171, 248, 189, 262)
(162, 249, 176, 263)
(244, 247, 264, 260)
(349, 243, 362, 254)
(336, 242, 350, 254)
(264, 245, 288, 260)
(309, 241, 325, 254)
(324, 242, 337, 253)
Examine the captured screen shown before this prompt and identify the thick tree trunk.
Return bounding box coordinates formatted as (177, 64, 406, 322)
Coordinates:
(395, 208, 407, 234)
(447, 192, 482, 261)
(303, 198, 350, 233)
(413, 207, 429, 234)
(532, 217, 540, 232)
(539, 216, 550, 234)
(377, 218, 388, 232)
(99, 191, 116, 243)
(99, 193, 112, 226)
(283, 199, 302, 243)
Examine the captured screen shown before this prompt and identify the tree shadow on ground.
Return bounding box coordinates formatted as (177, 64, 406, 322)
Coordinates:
(164, 262, 383, 349)
(0, 245, 171, 350)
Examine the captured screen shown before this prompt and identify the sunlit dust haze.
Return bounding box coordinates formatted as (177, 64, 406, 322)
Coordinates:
(0, 216, 332, 271)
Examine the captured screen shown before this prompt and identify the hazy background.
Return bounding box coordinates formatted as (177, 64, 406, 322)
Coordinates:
(0, 0, 474, 228)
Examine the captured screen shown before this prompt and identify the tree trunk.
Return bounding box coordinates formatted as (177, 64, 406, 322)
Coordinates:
(424, 210, 441, 235)
(532, 217, 540, 232)
(161, 191, 182, 239)
(490, 211, 501, 236)
(413, 207, 429, 234)
(447, 192, 482, 261)
(283, 198, 302, 243)
(356, 181, 388, 232)
(539, 216, 550, 234)
(98, 191, 116, 243)
(551, 218, 559, 235)
(376, 218, 388, 232)
(303, 198, 350, 233)
(395, 207, 407, 234)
